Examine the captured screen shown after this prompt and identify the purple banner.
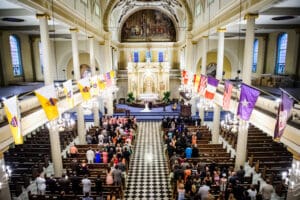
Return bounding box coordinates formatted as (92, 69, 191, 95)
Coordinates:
(237, 83, 260, 121)
(274, 92, 293, 139)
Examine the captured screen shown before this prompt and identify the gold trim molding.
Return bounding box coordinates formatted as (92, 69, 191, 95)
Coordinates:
(244, 13, 259, 20)
(217, 27, 227, 32)
(69, 27, 79, 32)
(36, 13, 50, 20)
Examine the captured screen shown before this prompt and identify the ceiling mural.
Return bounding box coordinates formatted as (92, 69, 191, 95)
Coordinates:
(121, 9, 176, 42)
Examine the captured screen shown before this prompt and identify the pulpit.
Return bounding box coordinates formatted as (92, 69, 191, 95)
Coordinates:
(180, 104, 191, 117)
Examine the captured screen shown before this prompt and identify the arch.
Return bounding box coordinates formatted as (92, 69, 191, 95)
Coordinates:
(120, 9, 176, 42)
(196, 51, 232, 79)
(103, 0, 193, 32)
(66, 53, 100, 79)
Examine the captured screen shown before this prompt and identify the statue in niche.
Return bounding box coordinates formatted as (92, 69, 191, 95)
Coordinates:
(143, 76, 154, 93)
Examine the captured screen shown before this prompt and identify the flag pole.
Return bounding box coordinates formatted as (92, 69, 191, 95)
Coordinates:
(279, 88, 300, 104)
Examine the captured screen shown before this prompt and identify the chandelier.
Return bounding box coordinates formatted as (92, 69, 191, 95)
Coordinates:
(0, 160, 12, 191)
(220, 113, 239, 133)
(282, 160, 300, 196)
(46, 112, 75, 132)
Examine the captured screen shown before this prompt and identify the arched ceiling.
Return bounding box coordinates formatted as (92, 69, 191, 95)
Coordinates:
(103, 0, 193, 32)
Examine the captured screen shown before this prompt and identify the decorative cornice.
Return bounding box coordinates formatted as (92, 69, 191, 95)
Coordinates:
(217, 27, 227, 33)
(244, 13, 259, 20)
(69, 27, 79, 32)
(36, 13, 50, 20)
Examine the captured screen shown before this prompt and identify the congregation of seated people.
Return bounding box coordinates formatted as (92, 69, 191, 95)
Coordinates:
(30, 115, 137, 200)
(162, 117, 270, 200)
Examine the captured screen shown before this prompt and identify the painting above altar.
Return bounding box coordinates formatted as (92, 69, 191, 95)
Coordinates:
(121, 9, 176, 42)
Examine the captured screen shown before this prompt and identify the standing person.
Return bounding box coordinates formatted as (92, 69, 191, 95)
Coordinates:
(102, 149, 108, 164)
(36, 173, 46, 195)
(86, 147, 95, 164)
(185, 145, 192, 159)
(177, 182, 185, 200)
(69, 144, 78, 158)
(82, 175, 92, 195)
(94, 149, 102, 163)
(247, 184, 257, 200)
(106, 167, 114, 185)
(46, 174, 57, 194)
(261, 179, 274, 200)
(70, 172, 81, 195)
(197, 182, 210, 200)
(112, 165, 123, 186)
(95, 174, 103, 196)
(236, 165, 245, 184)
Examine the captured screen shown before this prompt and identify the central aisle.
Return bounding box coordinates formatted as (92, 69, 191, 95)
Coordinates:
(124, 121, 172, 199)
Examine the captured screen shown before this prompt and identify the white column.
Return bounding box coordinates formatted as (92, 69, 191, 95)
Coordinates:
(76, 105, 86, 144)
(106, 92, 114, 116)
(201, 36, 208, 75)
(89, 36, 96, 76)
(93, 100, 100, 127)
(48, 124, 63, 177)
(216, 28, 226, 80)
(70, 28, 80, 81)
(235, 120, 248, 170)
(89, 36, 100, 126)
(185, 31, 193, 72)
(199, 36, 208, 125)
(0, 159, 11, 200)
(37, 14, 52, 85)
(212, 104, 221, 144)
(242, 14, 257, 85)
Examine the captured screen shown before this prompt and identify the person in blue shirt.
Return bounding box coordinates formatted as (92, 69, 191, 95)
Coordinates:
(185, 145, 192, 159)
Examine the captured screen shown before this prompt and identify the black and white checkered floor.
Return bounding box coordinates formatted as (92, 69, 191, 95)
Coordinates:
(124, 121, 172, 200)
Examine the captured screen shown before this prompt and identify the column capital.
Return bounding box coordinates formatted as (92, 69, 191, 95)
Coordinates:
(69, 27, 79, 32)
(217, 27, 226, 33)
(202, 35, 209, 39)
(244, 13, 259, 20)
(98, 41, 105, 45)
(36, 13, 50, 20)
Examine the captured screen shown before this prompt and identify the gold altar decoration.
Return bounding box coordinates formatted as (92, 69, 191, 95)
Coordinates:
(127, 61, 170, 100)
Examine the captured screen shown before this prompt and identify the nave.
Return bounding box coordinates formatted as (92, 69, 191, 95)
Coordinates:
(125, 121, 172, 199)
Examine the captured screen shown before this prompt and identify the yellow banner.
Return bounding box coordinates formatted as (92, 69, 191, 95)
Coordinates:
(35, 85, 59, 121)
(78, 78, 91, 101)
(3, 96, 23, 144)
(110, 70, 115, 79)
(90, 76, 99, 96)
(63, 80, 74, 108)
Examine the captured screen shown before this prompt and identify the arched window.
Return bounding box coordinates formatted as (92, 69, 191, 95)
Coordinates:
(9, 35, 23, 76)
(252, 39, 259, 73)
(276, 33, 288, 74)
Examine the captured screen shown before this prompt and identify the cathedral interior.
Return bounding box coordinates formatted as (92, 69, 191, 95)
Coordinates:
(0, 0, 300, 199)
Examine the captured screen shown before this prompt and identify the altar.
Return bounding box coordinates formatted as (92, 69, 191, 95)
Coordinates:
(127, 62, 170, 100)
(139, 93, 159, 112)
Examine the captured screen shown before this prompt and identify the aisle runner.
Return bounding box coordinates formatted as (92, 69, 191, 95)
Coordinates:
(124, 121, 172, 199)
